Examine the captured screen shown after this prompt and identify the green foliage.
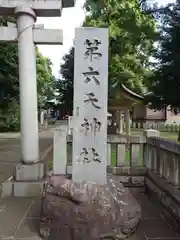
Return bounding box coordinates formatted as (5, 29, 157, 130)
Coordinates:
(57, 0, 157, 112)
(0, 17, 19, 111)
(36, 48, 55, 108)
(145, 0, 180, 110)
(84, 0, 156, 94)
(0, 17, 55, 131)
(0, 101, 20, 132)
(56, 48, 74, 114)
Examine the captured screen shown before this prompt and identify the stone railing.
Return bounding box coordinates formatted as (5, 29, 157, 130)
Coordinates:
(146, 137, 180, 186)
(107, 135, 145, 167)
(64, 134, 147, 185)
(107, 135, 147, 185)
(53, 128, 179, 187)
(145, 137, 180, 227)
(66, 134, 146, 165)
(132, 121, 180, 132)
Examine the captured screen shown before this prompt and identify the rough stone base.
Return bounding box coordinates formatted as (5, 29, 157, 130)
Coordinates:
(1, 178, 44, 198)
(39, 174, 141, 240)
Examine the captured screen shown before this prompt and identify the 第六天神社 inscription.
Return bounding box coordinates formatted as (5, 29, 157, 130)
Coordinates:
(72, 27, 108, 184)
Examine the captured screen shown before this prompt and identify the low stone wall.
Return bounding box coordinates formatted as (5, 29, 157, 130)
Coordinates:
(146, 171, 180, 231)
(66, 166, 146, 187)
(107, 166, 146, 187)
(132, 121, 180, 132)
(145, 136, 180, 230)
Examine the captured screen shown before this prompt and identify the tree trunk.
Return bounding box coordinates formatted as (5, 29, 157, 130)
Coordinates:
(177, 128, 180, 142)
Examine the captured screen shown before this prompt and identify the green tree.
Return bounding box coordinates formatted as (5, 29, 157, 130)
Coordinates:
(0, 17, 55, 131)
(0, 17, 19, 110)
(57, 0, 157, 112)
(145, 1, 180, 110)
(36, 48, 55, 109)
(56, 48, 74, 115)
(144, 1, 180, 139)
(84, 0, 156, 94)
(0, 17, 20, 131)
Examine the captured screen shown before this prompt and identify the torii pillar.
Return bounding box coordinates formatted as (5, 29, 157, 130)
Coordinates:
(16, 5, 39, 164)
(0, 0, 75, 197)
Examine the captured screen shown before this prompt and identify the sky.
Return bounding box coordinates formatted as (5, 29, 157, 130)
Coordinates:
(36, 0, 86, 76)
(36, 0, 175, 77)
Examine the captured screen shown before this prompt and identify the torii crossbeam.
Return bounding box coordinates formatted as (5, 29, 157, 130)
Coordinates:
(0, 25, 63, 44)
(0, 0, 75, 16)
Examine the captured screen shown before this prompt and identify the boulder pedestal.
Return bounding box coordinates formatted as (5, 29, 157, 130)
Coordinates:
(40, 174, 141, 239)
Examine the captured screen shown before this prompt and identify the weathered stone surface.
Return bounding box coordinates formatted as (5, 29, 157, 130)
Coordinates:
(40, 174, 141, 239)
(146, 177, 180, 230)
(131, 176, 144, 185)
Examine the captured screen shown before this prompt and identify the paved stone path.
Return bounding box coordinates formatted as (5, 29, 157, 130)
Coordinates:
(0, 188, 179, 240)
(0, 122, 66, 186)
(0, 130, 54, 185)
(130, 188, 180, 240)
(0, 124, 179, 239)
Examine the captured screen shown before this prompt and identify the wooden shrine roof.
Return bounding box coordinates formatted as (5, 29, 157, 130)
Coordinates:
(108, 84, 144, 110)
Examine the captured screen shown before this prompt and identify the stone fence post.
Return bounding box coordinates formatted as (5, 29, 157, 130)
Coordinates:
(143, 129, 160, 169)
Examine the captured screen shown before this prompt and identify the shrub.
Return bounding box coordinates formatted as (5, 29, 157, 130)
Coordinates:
(0, 103, 20, 132)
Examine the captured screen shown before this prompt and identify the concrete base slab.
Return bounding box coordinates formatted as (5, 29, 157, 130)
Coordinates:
(1, 178, 44, 198)
(14, 163, 45, 181)
(13, 180, 44, 197)
(1, 176, 13, 198)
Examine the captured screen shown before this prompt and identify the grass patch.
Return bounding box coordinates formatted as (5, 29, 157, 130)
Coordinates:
(48, 160, 53, 170)
(111, 144, 116, 166)
(160, 131, 178, 142)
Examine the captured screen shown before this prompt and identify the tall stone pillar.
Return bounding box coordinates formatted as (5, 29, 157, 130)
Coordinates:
(9, 6, 45, 196)
(125, 108, 130, 135)
(15, 6, 39, 163)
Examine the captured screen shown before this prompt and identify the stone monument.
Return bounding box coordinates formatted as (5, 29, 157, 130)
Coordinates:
(40, 27, 141, 240)
(72, 27, 108, 184)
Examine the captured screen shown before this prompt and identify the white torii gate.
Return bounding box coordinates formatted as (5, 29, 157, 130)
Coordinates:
(0, 0, 75, 197)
